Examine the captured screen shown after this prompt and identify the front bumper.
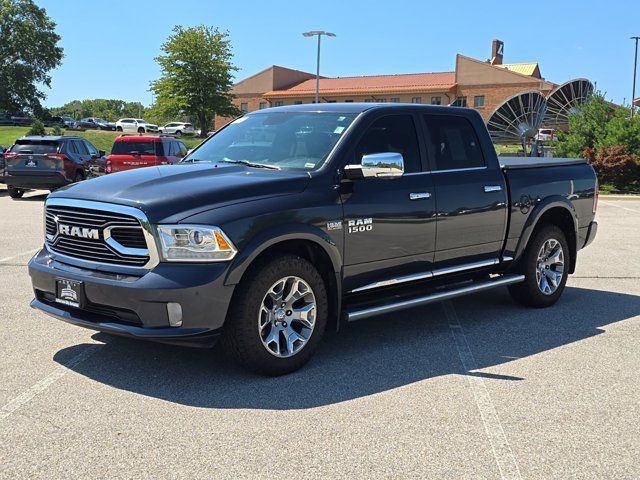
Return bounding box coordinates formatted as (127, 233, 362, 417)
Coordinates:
(5, 171, 70, 189)
(28, 249, 236, 347)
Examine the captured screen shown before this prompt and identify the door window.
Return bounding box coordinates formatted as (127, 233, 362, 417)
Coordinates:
(423, 115, 485, 171)
(74, 140, 89, 155)
(354, 115, 422, 173)
(84, 141, 99, 156)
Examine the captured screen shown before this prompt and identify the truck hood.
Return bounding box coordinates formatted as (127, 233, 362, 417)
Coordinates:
(50, 164, 311, 223)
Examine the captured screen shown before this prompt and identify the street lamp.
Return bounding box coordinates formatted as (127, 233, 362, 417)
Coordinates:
(302, 31, 336, 104)
(632, 36, 639, 118)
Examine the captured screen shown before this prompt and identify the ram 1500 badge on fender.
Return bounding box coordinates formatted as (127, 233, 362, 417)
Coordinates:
(29, 104, 598, 375)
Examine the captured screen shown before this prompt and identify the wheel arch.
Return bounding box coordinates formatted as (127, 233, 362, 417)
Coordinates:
(514, 197, 578, 273)
(225, 229, 342, 332)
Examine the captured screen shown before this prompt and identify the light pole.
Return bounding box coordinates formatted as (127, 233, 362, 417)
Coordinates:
(632, 36, 639, 118)
(302, 31, 336, 104)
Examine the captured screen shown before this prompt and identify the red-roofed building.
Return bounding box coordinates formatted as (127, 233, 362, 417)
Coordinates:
(214, 40, 557, 130)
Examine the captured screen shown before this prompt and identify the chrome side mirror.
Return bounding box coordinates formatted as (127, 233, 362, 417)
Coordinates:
(344, 152, 404, 179)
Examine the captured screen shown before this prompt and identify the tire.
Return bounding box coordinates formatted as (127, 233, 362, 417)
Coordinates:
(508, 224, 570, 308)
(221, 255, 328, 375)
(116, 126, 123, 132)
(137, 127, 145, 134)
(175, 130, 182, 137)
(73, 171, 85, 183)
(7, 186, 24, 199)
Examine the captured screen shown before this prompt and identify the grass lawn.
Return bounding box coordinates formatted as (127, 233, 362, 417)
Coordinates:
(0, 126, 204, 154)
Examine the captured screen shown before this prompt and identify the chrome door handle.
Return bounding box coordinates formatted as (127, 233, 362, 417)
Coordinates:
(483, 185, 502, 193)
(409, 192, 431, 200)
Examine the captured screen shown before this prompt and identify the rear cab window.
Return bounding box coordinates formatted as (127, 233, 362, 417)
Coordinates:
(423, 115, 485, 171)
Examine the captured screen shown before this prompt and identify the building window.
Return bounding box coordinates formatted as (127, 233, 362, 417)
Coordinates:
(473, 95, 485, 108)
(294, 101, 303, 105)
(327, 100, 337, 103)
(274, 101, 283, 107)
(452, 96, 467, 107)
(364, 99, 374, 103)
(344, 99, 354, 103)
(259, 102, 268, 110)
(240, 103, 248, 113)
(411, 97, 422, 104)
(390, 97, 400, 103)
(376, 98, 386, 102)
(431, 96, 442, 105)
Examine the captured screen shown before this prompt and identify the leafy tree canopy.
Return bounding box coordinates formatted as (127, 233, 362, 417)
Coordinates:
(49, 99, 146, 121)
(0, 0, 63, 114)
(150, 25, 240, 135)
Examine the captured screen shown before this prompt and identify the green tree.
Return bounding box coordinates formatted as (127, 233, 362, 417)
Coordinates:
(150, 25, 240, 135)
(27, 119, 46, 135)
(0, 0, 63, 113)
(555, 92, 615, 158)
(49, 99, 147, 121)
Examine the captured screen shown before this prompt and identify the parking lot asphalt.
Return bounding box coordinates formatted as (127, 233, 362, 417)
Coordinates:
(0, 185, 639, 479)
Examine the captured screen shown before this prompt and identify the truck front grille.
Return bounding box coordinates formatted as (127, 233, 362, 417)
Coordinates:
(45, 202, 153, 268)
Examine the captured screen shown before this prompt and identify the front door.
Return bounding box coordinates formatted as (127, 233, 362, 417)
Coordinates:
(422, 113, 507, 268)
(341, 113, 437, 292)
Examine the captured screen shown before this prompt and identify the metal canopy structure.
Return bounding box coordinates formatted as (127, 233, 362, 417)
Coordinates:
(543, 78, 594, 128)
(486, 90, 547, 148)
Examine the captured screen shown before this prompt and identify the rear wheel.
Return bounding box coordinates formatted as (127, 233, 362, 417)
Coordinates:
(221, 255, 328, 375)
(7, 186, 24, 199)
(73, 171, 85, 183)
(508, 225, 569, 308)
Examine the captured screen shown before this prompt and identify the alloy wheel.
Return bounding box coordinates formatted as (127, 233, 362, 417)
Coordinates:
(535, 238, 564, 295)
(258, 276, 317, 358)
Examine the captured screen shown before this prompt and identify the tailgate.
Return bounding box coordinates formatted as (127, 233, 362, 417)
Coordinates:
(109, 154, 157, 172)
(6, 154, 62, 175)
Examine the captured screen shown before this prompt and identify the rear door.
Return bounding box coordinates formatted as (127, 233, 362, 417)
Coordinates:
(422, 112, 507, 268)
(341, 112, 437, 292)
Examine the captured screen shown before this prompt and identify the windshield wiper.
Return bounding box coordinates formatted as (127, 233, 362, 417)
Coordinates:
(219, 159, 281, 170)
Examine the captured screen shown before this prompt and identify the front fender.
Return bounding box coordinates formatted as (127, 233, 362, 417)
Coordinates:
(513, 195, 578, 266)
(224, 222, 342, 286)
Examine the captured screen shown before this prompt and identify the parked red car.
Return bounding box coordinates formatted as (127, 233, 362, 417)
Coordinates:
(106, 135, 188, 174)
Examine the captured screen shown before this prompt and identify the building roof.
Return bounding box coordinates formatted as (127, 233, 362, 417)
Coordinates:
(495, 62, 540, 77)
(265, 72, 456, 97)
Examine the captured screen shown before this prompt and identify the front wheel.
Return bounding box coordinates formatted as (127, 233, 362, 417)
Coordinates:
(508, 225, 570, 308)
(221, 255, 328, 375)
(116, 126, 123, 132)
(174, 130, 182, 137)
(137, 127, 145, 134)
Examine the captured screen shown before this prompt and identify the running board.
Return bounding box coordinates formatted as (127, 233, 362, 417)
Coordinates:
(346, 274, 525, 322)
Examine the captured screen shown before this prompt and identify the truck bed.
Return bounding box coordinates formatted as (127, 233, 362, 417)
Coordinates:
(499, 157, 587, 170)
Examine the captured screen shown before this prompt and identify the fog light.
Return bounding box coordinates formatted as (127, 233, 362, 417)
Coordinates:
(167, 302, 183, 327)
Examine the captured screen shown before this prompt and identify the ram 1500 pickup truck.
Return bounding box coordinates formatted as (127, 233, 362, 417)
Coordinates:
(28, 104, 598, 375)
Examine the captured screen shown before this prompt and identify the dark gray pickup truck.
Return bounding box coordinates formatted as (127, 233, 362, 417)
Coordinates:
(28, 104, 598, 375)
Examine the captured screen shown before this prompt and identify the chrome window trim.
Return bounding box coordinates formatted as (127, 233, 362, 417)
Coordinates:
(44, 197, 159, 271)
(431, 166, 487, 174)
(350, 257, 510, 293)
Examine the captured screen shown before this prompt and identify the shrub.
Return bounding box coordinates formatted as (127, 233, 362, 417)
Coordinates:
(586, 145, 640, 190)
(50, 126, 63, 135)
(27, 119, 46, 136)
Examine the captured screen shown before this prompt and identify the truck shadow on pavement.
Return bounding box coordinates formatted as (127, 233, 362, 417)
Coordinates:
(54, 286, 639, 410)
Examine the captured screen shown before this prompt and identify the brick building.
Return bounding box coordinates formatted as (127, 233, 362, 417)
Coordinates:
(215, 40, 557, 130)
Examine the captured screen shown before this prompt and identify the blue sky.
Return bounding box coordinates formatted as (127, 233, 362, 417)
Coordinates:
(38, 0, 639, 107)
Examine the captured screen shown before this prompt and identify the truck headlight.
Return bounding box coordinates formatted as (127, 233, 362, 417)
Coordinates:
(156, 225, 237, 262)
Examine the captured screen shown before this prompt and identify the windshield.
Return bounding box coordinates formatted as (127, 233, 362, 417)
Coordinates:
(183, 112, 356, 171)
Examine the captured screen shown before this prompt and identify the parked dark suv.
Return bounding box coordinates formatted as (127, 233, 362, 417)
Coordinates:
(3, 136, 106, 198)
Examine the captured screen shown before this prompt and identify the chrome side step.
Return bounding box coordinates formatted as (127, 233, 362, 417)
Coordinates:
(346, 274, 525, 322)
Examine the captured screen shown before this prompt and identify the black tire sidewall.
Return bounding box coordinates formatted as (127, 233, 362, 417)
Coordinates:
(222, 255, 328, 375)
(7, 186, 23, 199)
(512, 225, 570, 307)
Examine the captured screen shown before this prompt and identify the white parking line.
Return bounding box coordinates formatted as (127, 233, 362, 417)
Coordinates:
(444, 300, 522, 480)
(0, 343, 103, 421)
(600, 201, 640, 214)
(0, 248, 40, 264)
